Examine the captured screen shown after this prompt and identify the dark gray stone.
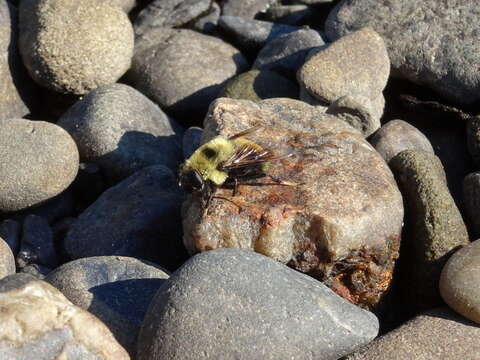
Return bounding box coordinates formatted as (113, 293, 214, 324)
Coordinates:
(463, 173, 480, 238)
(467, 117, 480, 168)
(326, 0, 480, 105)
(64, 166, 187, 271)
(128, 28, 248, 122)
(19, 0, 134, 95)
(218, 15, 300, 52)
(58, 83, 182, 184)
(264, 5, 312, 25)
(46, 256, 169, 356)
(19, 263, 51, 279)
(346, 308, 480, 360)
(0, 219, 21, 256)
(0, 237, 15, 279)
(134, 0, 212, 36)
(221, 0, 275, 19)
(219, 69, 299, 101)
(253, 28, 325, 79)
(0, 119, 79, 212)
(137, 249, 379, 360)
(17, 215, 58, 270)
(0, 1, 37, 120)
(191, 1, 220, 33)
(369, 120, 434, 164)
(182, 127, 203, 160)
(390, 150, 469, 310)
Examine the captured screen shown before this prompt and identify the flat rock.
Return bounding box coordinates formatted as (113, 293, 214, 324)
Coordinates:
(0, 276, 129, 359)
(253, 28, 325, 79)
(369, 120, 434, 163)
(440, 239, 480, 324)
(0, 237, 15, 280)
(137, 248, 379, 360)
(0, 1, 36, 120)
(390, 150, 469, 310)
(221, 0, 275, 19)
(58, 83, 183, 184)
(219, 69, 299, 101)
(298, 27, 389, 104)
(128, 28, 248, 122)
(0, 119, 79, 213)
(134, 0, 211, 36)
(46, 256, 169, 355)
(64, 166, 187, 271)
(463, 173, 480, 237)
(183, 97, 403, 309)
(19, 0, 134, 94)
(326, 0, 480, 105)
(346, 307, 480, 359)
(218, 16, 300, 52)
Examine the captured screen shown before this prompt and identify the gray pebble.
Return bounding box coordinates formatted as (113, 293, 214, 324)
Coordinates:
(137, 248, 379, 360)
(46, 256, 169, 356)
(369, 119, 434, 163)
(64, 166, 187, 270)
(0, 119, 79, 213)
(58, 83, 183, 184)
(19, 263, 52, 279)
(0, 237, 15, 280)
(191, 1, 220, 34)
(253, 28, 325, 79)
(128, 28, 248, 122)
(134, 0, 211, 36)
(19, 0, 134, 94)
(218, 15, 300, 52)
(264, 5, 312, 25)
(463, 172, 480, 238)
(326, 0, 480, 105)
(221, 0, 275, 19)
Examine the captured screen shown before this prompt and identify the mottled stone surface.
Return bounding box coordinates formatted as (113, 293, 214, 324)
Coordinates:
(346, 307, 480, 360)
(0, 278, 129, 359)
(221, 0, 275, 19)
(134, 0, 211, 36)
(440, 239, 480, 324)
(137, 249, 379, 360)
(46, 256, 169, 355)
(128, 28, 248, 121)
(264, 5, 312, 25)
(0, 119, 79, 212)
(19, 0, 134, 94)
(390, 150, 469, 309)
(183, 97, 403, 308)
(219, 69, 299, 101)
(326, 0, 480, 105)
(369, 120, 434, 163)
(64, 166, 187, 271)
(463, 172, 480, 237)
(58, 84, 183, 183)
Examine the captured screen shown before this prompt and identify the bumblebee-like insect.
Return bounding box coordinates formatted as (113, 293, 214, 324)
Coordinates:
(178, 126, 295, 209)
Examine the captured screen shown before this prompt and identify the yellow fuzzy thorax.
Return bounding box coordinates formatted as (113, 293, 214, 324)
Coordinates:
(183, 135, 264, 186)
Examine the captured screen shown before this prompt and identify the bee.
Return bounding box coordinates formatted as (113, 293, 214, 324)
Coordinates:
(178, 126, 296, 210)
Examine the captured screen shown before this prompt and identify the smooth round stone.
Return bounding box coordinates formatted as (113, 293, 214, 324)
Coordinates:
(264, 5, 312, 25)
(219, 69, 299, 101)
(0, 1, 37, 120)
(0, 237, 15, 280)
(463, 173, 480, 237)
(298, 27, 390, 104)
(253, 28, 325, 79)
(58, 83, 183, 183)
(137, 249, 378, 360)
(369, 119, 434, 163)
(0, 119, 79, 213)
(440, 239, 480, 324)
(390, 150, 469, 309)
(221, 0, 274, 19)
(134, 0, 211, 36)
(128, 28, 248, 121)
(46, 256, 169, 356)
(326, 0, 480, 105)
(0, 276, 129, 359)
(64, 166, 187, 270)
(19, 0, 134, 94)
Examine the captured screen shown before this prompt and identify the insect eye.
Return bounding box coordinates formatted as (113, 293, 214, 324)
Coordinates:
(202, 147, 217, 159)
(179, 170, 204, 193)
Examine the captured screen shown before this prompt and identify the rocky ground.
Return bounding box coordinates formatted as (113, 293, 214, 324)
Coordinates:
(0, 0, 479, 359)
